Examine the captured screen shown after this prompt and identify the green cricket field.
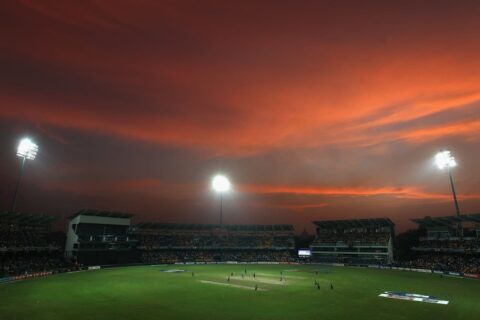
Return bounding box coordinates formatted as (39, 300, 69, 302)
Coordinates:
(1, 264, 479, 320)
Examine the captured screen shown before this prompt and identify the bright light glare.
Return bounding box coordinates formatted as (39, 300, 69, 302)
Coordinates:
(17, 138, 38, 160)
(212, 175, 231, 192)
(435, 150, 456, 169)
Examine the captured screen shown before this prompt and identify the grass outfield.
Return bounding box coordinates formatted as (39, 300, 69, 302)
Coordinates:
(1, 264, 479, 320)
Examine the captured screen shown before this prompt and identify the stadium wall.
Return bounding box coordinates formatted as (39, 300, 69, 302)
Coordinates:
(316, 262, 480, 279)
(0, 271, 54, 284)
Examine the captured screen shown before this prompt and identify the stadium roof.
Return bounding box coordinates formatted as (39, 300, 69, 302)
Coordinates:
(69, 209, 134, 220)
(412, 213, 480, 228)
(0, 211, 58, 225)
(135, 222, 294, 232)
(313, 218, 394, 229)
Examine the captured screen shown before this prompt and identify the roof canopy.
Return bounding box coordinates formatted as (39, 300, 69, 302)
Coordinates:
(412, 213, 480, 228)
(313, 218, 394, 229)
(69, 209, 134, 220)
(0, 211, 57, 226)
(135, 222, 294, 232)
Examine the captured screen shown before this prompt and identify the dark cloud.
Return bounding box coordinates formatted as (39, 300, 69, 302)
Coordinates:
(0, 0, 479, 232)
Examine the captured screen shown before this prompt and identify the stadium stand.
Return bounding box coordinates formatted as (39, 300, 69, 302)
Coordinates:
(141, 249, 293, 264)
(64, 210, 295, 265)
(135, 223, 295, 263)
(3, 208, 480, 280)
(0, 211, 70, 278)
(411, 214, 480, 253)
(399, 213, 480, 273)
(65, 209, 139, 265)
(310, 218, 394, 264)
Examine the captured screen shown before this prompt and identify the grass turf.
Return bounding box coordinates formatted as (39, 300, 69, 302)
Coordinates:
(1, 264, 479, 320)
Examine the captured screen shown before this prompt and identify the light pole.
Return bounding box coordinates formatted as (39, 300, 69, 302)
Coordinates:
(212, 175, 231, 225)
(11, 138, 38, 212)
(434, 150, 460, 217)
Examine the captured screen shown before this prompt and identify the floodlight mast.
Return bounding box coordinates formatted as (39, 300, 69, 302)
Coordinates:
(212, 175, 230, 225)
(11, 138, 38, 212)
(435, 150, 460, 217)
(220, 193, 223, 225)
(447, 167, 461, 218)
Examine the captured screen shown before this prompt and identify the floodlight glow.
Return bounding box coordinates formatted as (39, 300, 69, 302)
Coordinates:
(212, 175, 230, 193)
(16, 138, 38, 160)
(435, 150, 456, 169)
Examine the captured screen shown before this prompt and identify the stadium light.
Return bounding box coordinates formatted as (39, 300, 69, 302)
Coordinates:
(212, 175, 231, 225)
(212, 175, 231, 193)
(435, 150, 456, 170)
(11, 138, 39, 212)
(434, 150, 460, 217)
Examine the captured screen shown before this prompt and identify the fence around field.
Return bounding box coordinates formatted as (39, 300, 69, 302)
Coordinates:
(0, 271, 53, 284)
(317, 262, 480, 279)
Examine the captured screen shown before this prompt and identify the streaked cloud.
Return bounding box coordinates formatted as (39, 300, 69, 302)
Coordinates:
(0, 1, 479, 230)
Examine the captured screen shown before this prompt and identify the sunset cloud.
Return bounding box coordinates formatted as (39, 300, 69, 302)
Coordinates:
(239, 184, 480, 201)
(0, 1, 479, 231)
(1, 1, 480, 155)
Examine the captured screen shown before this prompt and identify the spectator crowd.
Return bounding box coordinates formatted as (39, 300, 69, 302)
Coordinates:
(2, 212, 479, 278)
(1, 253, 75, 278)
(312, 232, 391, 247)
(141, 249, 294, 264)
(396, 254, 480, 274)
(0, 214, 73, 278)
(137, 225, 295, 265)
(137, 233, 294, 250)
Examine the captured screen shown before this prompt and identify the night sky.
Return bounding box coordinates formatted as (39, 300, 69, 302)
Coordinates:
(1, 0, 479, 232)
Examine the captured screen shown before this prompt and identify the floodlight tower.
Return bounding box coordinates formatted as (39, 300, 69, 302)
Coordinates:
(11, 138, 38, 212)
(434, 150, 460, 217)
(212, 175, 231, 225)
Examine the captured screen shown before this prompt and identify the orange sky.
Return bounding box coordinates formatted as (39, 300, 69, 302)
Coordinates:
(1, 0, 479, 232)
